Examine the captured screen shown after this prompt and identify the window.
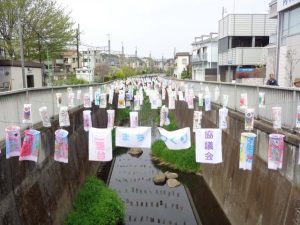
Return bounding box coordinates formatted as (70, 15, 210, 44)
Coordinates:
(255, 36, 269, 47)
(72, 58, 76, 63)
(281, 6, 300, 37)
(182, 58, 187, 65)
(232, 37, 252, 48)
(282, 11, 289, 37)
(289, 7, 300, 35)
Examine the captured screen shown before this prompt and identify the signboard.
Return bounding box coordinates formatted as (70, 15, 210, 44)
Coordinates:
(236, 67, 266, 79)
(277, 0, 300, 12)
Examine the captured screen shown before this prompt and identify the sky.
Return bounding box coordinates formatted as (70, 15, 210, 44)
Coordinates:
(57, 0, 271, 59)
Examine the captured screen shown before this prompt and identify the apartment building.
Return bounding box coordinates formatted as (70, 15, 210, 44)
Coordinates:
(191, 33, 218, 81)
(218, 14, 277, 82)
(268, 0, 300, 86)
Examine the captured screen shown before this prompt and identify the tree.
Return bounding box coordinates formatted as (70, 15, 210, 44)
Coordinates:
(0, 0, 76, 62)
(286, 49, 300, 87)
(181, 65, 192, 79)
(120, 66, 136, 77)
(165, 66, 174, 76)
(115, 69, 125, 79)
(94, 64, 110, 82)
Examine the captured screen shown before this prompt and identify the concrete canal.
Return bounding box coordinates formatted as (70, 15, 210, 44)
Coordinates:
(109, 146, 199, 225)
(108, 97, 230, 225)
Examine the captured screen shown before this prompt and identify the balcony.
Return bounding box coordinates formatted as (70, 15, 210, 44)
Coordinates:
(269, 0, 278, 19)
(191, 53, 207, 65)
(218, 47, 267, 66)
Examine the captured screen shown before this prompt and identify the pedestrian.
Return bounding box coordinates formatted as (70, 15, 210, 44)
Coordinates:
(266, 74, 278, 86)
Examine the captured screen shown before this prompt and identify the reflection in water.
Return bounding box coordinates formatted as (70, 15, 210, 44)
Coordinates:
(109, 147, 199, 225)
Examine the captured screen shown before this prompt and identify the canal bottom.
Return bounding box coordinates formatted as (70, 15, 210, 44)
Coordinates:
(107, 145, 231, 225)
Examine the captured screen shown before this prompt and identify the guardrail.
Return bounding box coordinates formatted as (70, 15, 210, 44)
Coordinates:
(0, 74, 160, 142)
(161, 77, 300, 131)
(1, 75, 299, 142)
(0, 81, 114, 141)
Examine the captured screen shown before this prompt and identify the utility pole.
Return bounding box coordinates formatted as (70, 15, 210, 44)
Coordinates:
(18, 8, 26, 89)
(76, 23, 80, 68)
(107, 34, 111, 55)
(135, 46, 138, 69)
(121, 42, 124, 66)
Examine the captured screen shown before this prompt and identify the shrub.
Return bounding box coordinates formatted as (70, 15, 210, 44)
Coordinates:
(116, 108, 131, 125)
(53, 75, 88, 86)
(152, 140, 201, 173)
(152, 112, 201, 173)
(64, 177, 124, 225)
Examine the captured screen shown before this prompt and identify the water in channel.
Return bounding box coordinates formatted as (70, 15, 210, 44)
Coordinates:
(108, 146, 199, 225)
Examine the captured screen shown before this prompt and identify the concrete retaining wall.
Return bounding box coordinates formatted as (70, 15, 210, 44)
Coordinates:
(0, 105, 110, 225)
(172, 99, 300, 225)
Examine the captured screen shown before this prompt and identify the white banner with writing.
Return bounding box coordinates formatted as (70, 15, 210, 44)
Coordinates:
(158, 127, 191, 150)
(195, 129, 222, 164)
(116, 126, 152, 148)
(89, 127, 112, 161)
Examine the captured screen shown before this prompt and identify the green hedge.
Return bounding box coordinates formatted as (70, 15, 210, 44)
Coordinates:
(152, 112, 201, 173)
(64, 177, 124, 225)
(152, 141, 201, 173)
(116, 108, 131, 125)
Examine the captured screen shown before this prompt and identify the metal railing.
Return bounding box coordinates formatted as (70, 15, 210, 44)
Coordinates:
(1, 75, 299, 141)
(191, 54, 208, 63)
(162, 77, 300, 130)
(0, 81, 114, 140)
(0, 74, 160, 141)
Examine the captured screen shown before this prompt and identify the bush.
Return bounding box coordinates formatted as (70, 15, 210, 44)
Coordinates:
(53, 75, 88, 86)
(162, 113, 179, 131)
(152, 140, 201, 173)
(116, 108, 131, 125)
(64, 177, 124, 225)
(152, 112, 201, 173)
(104, 76, 112, 82)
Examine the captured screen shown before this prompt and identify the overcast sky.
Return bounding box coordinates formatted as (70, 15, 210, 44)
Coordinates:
(57, 0, 271, 59)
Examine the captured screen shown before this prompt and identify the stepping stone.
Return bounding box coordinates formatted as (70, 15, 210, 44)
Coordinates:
(167, 178, 181, 188)
(166, 172, 178, 179)
(128, 148, 143, 157)
(153, 173, 166, 185)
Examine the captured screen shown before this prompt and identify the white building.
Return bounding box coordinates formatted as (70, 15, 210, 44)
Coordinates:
(76, 50, 95, 82)
(75, 68, 94, 83)
(0, 60, 43, 91)
(174, 52, 190, 79)
(268, 0, 300, 87)
(191, 33, 218, 81)
(218, 14, 277, 83)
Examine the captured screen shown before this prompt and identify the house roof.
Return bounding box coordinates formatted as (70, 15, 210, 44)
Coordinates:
(175, 52, 190, 59)
(0, 60, 43, 68)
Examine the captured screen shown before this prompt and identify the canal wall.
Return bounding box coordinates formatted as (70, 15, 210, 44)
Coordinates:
(0, 104, 111, 225)
(172, 99, 300, 225)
